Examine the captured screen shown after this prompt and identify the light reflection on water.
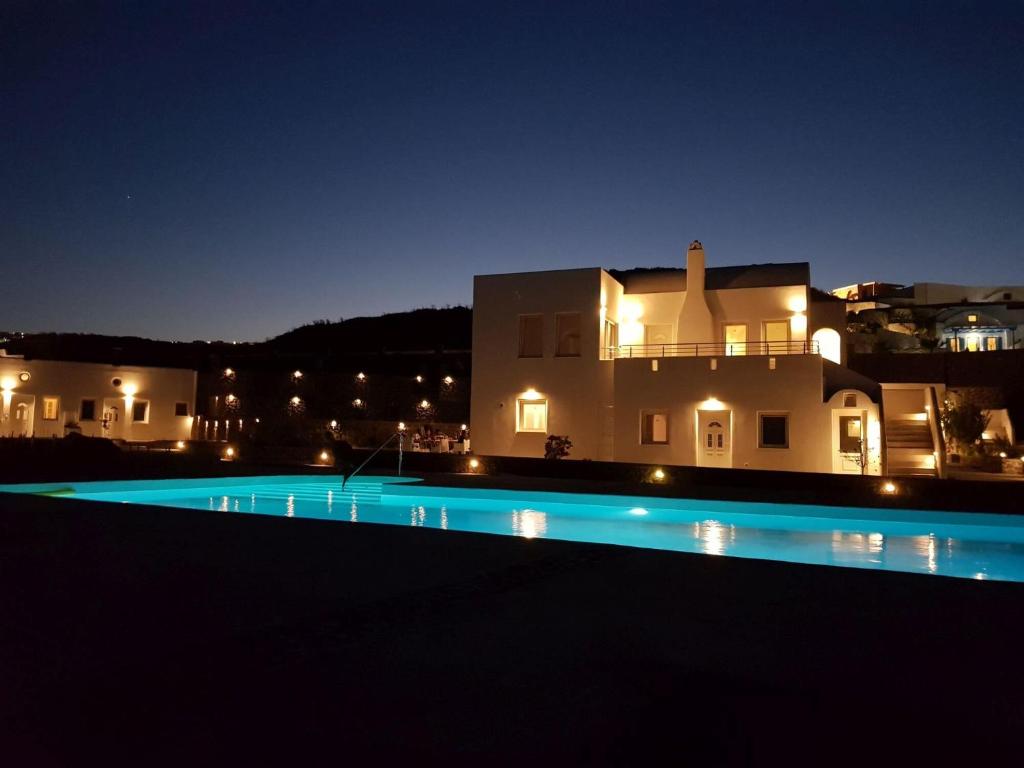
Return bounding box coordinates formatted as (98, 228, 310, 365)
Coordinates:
(512, 509, 548, 539)
(94, 481, 1024, 582)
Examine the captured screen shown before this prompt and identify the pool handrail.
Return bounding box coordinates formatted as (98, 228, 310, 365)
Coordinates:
(342, 431, 403, 490)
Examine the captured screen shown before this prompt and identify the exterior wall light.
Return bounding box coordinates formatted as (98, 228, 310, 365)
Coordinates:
(881, 481, 897, 494)
(353, 398, 363, 407)
(790, 312, 808, 334)
(461, 424, 468, 430)
(356, 372, 366, 381)
(420, 399, 430, 409)
(700, 397, 725, 410)
(443, 376, 454, 386)
(522, 388, 541, 401)
(176, 440, 186, 449)
(398, 421, 407, 431)
(319, 450, 330, 462)
(224, 446, 236, 459)
(469, 458, 480, 470)
(415, 375, 423, 383)
(653, 468, 666, 481)
(293, 370, 303, 379)
(17, 371, 30, 382)
(329, 419, 338, 428)
(290, 396, 302, 405)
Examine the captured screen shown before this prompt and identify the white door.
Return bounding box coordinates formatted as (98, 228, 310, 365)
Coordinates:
(697, 410, 732, 468)
(833, 411, 865, 474)
(9, 395, 35, 437)
(102, 399, 123, 440)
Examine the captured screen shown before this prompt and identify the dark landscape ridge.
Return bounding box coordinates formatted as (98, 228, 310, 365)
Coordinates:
(1, 306, 472, 369)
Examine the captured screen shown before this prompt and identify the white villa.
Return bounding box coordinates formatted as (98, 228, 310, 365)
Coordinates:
(471, 241, 889, 475)
(0, 352, 196, 442)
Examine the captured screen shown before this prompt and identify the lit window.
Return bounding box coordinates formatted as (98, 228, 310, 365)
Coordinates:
(132, 400, 149, 422)
(601, 318, 618, 359)
(80, 399, 97, 421)
(174, 402, 189, 417)
(839, 415, 862, 453)
(724, 324, 747, 356)
(640, 411, 669, 444)
(763, 321, 789, 353)
(759, 414, 789, 449)
(967, 314, 978, 323)
(42, 396, 59, 420)
(518, 315, 544, 358)
(948, 338, 959, 352)
(986, 337, 1000, 351)
(555, 313, 582, 357)
(516, 399, 548, 433)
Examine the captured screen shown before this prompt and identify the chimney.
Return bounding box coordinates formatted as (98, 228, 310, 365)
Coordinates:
(676, 239, 715, 344)
(686, 240, 706, 293)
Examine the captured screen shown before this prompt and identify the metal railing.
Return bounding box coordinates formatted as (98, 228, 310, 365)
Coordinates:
(604, 340, 820, 359)
(342, 431, 403, 490)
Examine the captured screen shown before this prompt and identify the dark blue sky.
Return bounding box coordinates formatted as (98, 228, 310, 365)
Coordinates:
(3, 1, 1022, 340)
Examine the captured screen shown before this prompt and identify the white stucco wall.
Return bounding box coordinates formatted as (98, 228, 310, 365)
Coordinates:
(611, 354, 879, 473)
(470, 269, 614, 460)
(0, 357, 196, 441)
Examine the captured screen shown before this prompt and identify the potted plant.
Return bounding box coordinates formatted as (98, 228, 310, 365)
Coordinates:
(544, 435, 572, 460)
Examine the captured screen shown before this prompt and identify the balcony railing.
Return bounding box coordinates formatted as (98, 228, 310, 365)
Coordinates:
(605, 340, 820, 359)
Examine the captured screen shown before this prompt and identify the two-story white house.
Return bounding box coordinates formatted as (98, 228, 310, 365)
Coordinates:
(0, 352, 196, 442)
(471, 241, 884, 475)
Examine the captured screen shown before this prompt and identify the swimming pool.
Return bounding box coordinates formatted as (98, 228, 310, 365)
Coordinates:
(5, 475, 1024, 582)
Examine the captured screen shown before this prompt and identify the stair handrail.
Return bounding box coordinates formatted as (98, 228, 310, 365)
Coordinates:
(342, 431, 403, 490)
(926, 386, 947, 479)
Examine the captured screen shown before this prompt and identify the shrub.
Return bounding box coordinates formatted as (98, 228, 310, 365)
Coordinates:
(940, 395, 989, 455)
(544, 435, 572, 460)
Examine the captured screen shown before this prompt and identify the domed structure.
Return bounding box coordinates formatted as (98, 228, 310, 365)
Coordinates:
(688, 239, 703, 251)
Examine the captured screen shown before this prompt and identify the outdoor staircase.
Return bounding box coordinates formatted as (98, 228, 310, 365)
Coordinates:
(885, 416, 937, 477)
(252, 479, 385, 507)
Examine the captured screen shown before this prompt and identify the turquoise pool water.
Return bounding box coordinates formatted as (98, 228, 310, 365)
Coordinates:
(5, 475, 1024, 582)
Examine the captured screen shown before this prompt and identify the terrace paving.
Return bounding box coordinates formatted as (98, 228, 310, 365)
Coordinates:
(2, 488, 1022, 765)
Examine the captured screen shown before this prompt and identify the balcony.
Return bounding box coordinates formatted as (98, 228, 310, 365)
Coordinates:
(605, 340, 820, 359)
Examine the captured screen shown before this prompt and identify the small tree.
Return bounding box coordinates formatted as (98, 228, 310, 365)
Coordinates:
(940, 395, 989, 456)
(544, 435, 572, 460)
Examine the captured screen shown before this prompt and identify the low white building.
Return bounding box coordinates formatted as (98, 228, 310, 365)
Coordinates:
(471, 241, 883, 475)
(0, 353, 196, 442)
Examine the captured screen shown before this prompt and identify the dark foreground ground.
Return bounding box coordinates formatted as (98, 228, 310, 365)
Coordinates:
(2, 489, 1024, 765)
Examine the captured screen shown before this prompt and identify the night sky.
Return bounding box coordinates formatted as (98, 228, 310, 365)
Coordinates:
(3, 1, 1022, 341)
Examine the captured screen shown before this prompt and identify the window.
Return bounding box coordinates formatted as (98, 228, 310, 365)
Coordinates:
(80, 399, 97, 421)
(724, 324, 747, 356)
(174, 401, 190, 417)
(601, 318, 618, 359)
(763, 321, 790, 353)
(967, 314, 978, 323)
(758, 414, 789, 449)
(131, 400, 150, 423)
(518, 315, 544, 358)
(986, 337, 1000, 351)
(555, 313, 582, 357)
(843, 393, 857, 408)
(948, 337, 959, 352)
(640, 411, 669, 444)
(839, 415, 862, 453)
(516, 399, 548, 433)
(1003, 293, 1012, 301)
(42, 397, 59, 420)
